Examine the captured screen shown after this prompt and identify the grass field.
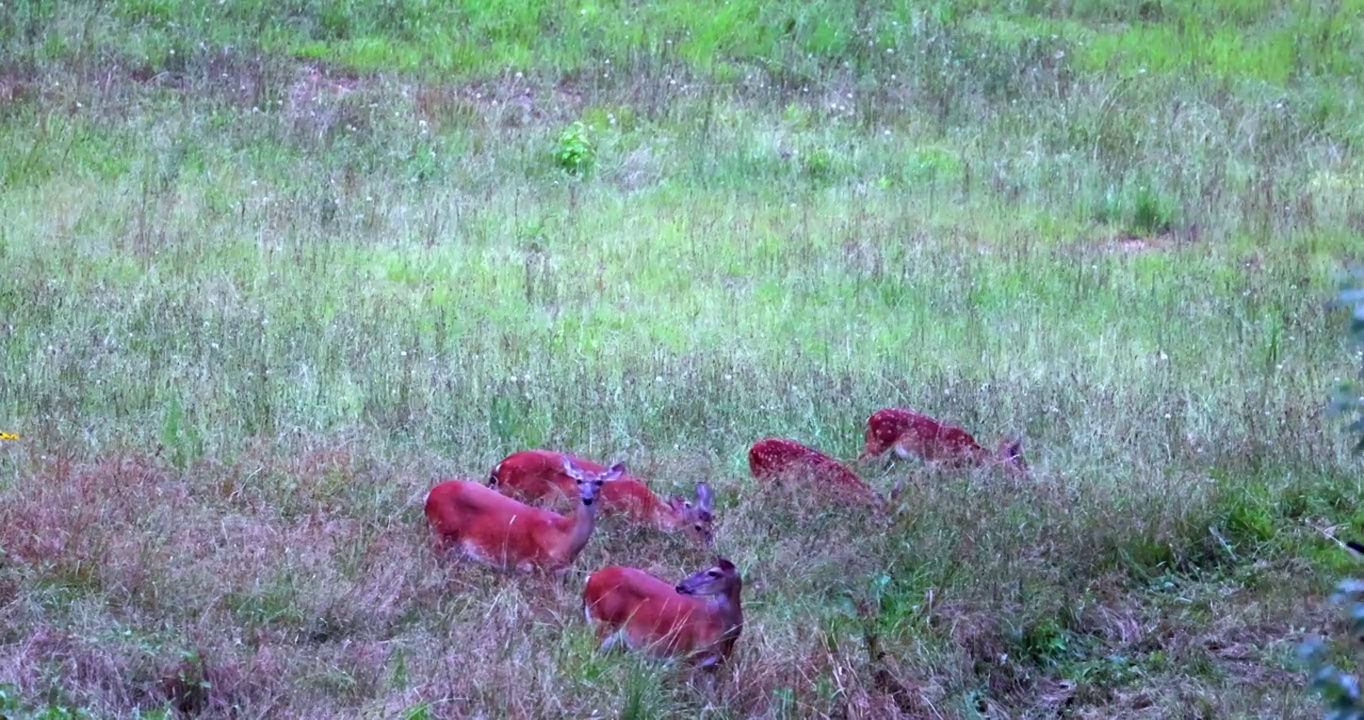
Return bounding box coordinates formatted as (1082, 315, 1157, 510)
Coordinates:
(2, 0, 1364, 717)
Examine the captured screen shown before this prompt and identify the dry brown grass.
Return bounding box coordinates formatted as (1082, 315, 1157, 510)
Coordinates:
(0, 438, 1338, 718)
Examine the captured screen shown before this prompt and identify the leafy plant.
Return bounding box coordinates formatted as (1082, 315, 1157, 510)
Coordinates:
(904, 146, 963, 184)
(1128, 184, 1176, 236)
(1090, 182, 1178, 237)
(1300, 267, 1364, 718)
(799, 145, 835, 183)
(1327, 266, 1364, 453)
(1298, 577, 1364, 719)
(0, 684, 96, 719)
(0, 684, 19, 713)
(554, 121, 595, 176)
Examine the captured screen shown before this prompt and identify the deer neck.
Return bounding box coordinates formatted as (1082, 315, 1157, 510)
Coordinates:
(709, 585, 745, 658)
(648, 497, 686, 531)
(554, 498, 600, 563)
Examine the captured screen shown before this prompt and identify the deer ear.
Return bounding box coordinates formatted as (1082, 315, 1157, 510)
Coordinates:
(696, 482, 715, 512)
(561, 457, 585, 480)
(602, 462, 626, 481)
(889, 478, 906, 501)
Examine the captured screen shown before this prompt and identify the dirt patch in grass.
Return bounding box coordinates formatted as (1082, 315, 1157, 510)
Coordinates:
(1077, 231, 1179, 258)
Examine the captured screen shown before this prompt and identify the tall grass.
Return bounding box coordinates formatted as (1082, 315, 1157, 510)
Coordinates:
(1, 0, 1362, 717)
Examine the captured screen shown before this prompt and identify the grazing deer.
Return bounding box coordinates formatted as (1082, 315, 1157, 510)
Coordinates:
(424, 457, 623, 574)
(859, 407, 1028, 475)
(582, 558, 744, 669)
(748, 437, 897, 505)
(489, 449, 716, 545)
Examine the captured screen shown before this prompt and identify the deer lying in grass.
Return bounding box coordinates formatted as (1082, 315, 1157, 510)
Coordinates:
(582, 558, 744, 669)
(859, 407, 1028, 476)
(490, 449, 716, 545)
(424, 457, 623, 574)
(748, 437, 900, 505)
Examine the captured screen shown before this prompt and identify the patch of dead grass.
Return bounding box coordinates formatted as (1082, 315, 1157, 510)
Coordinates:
(0, 440, 1339, 717)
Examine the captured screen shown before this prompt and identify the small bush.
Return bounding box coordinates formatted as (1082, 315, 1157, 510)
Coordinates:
(800, 145, 836, 183)
(1299, 578, 1364, 718)
(1300, 268, 1364, 717)
(1327, 266, 1364, 454)
(1089, 182, 1179, 237)
(1129, 184, 1176, 236)
(554, 121, 595, 176)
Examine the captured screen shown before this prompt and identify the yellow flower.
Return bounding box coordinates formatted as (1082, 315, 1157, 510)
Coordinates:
(0, 432, 20, 441)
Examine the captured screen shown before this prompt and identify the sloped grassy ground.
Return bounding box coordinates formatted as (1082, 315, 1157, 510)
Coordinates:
(2, 1, 1363, 717)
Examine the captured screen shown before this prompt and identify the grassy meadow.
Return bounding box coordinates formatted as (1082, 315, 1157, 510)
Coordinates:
(2, 0, 1364, 717)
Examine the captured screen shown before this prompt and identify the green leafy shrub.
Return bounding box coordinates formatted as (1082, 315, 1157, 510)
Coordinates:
(800, 145, 835, 183)
(1089, 182, 1179, 237)
(554, 121, 595, 176)
(1328, 266, 1364, 453)
(1299, 577, 1364, 719)
(1300, 267, 1364, 717)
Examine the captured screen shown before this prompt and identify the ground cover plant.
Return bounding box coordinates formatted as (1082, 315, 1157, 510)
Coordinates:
(2, 0, 1364, 717)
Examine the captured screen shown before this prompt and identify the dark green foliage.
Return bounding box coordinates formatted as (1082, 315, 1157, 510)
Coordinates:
(1327, 267, 1364, 453)
(1299, 270, 1364, 717)
(1300, 578, 1364, 719)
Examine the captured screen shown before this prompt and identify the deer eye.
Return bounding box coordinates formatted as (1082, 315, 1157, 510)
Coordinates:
(707, 570, 721, 577)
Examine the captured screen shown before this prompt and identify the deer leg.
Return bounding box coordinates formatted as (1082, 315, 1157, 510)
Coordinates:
(597, 625, 627, 654)
(888, 477, 906, 502)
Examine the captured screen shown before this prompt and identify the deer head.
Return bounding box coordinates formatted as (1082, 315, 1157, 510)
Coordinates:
(996, 438, 1028, 474)
(675, 557, 741, 597)
(667, 481, 717, 545)
(561, 457, 625, 506)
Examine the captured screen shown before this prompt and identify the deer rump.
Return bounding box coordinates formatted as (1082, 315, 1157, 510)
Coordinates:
(747, 438, 880, 503)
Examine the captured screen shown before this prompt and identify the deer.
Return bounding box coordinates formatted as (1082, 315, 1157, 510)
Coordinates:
(489, 449, 716, 545)
(582, 557, 744, 669)
(858, 407, 1028, 476)
(747, 437, 900, 506)
(423, 457, 623, 574)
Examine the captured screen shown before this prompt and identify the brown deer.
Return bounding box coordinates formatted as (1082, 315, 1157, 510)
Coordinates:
(424, 457, 623, 574)
(582, 558, 744, 669)
(489, 449, 715, 545)
(748, 437, 900, 505)
(860, 407, 1027, 476)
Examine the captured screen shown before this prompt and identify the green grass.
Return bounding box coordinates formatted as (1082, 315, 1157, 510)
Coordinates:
(0, 0, 1362, 717)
